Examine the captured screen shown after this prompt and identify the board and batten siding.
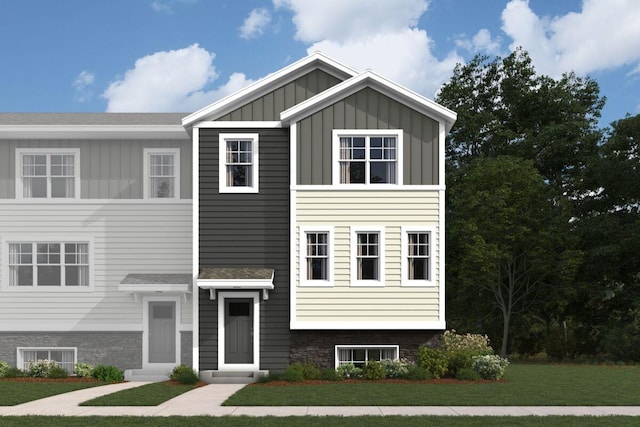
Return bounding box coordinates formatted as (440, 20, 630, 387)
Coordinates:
(295, 190, 441, 324)
(217, 69, 343, 122)
(0, 139, 192, 199)
(198, 128, 290, 371)
(0, 202, 192, 329)
(296, 87, 440, 186)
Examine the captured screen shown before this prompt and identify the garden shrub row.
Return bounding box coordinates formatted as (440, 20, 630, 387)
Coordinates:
(0, 359, 125, 381)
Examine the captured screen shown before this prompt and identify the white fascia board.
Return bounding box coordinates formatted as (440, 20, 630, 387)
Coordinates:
(290, 320, 447, 330)
(182, 52, 357, 127)
(0, 125, 188, 140)
(194, 121, 282, 129)
(281, 70, 457, 132)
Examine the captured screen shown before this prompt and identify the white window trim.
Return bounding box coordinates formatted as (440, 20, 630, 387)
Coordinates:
(401, 226, 436, 287)
(299, 226, 334, 287)
(17, 347, 77, 373)
(350, 226, 385, 287)
(15, 148, 81, 200)
(332, 129, 403, 187)
(2, 236, 94, 291)
(334, 344, 399, 368)
(143, 148, 180, 199)
(219, 133, 259, 194)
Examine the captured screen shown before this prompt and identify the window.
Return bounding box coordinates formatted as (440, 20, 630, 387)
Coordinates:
(350, 226, 385, 286)
(144, 149, 180, 199)
(8, 242, 90, 287)
(300, 227, 333, 286)
(219, 133, 259, 193)
(335, 345, 398, 368)
(18, 348, 76, 374)
(16, 149, 79, 199)
(333, 130, 402, 185)
(401, 226, 435, 286)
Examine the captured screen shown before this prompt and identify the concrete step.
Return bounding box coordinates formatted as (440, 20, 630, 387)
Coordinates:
(124, 369, 171, 382)
(200, 370, 268, 384)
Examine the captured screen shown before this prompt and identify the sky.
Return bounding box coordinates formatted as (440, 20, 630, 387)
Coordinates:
(1, 0, 640, 128)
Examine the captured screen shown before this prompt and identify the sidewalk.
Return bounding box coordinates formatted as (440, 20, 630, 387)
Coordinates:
(2, 383, 640, 417)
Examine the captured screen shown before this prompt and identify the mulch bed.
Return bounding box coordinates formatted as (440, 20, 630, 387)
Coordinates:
(251, 378, 507, 386)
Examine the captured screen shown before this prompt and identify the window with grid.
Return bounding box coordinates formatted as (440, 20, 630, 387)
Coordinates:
(19, 348, 76, 374)
(8, 242, 89, 287)
(148, 153, 175, 198)
(338, 135, 397, 184)
(19, 151, 77, 198)
(356, 232, 379, 280)
(407, 232, 430, 280)
(219, 133, 259, 193)
(336, 346, 398, 368)
(306, 232, 328, 280)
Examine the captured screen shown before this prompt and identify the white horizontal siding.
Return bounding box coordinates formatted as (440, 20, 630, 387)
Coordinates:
(0, 202, 192, 330)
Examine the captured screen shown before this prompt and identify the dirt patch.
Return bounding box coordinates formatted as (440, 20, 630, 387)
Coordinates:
(251, 378, 507, 386)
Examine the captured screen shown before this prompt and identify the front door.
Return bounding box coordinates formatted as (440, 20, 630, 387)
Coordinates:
(148, 301, 176, 363)
(224, 299, 253, 364)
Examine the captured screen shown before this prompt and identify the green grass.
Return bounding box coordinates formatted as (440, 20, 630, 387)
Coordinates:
(0, 380, 105, 406)
(0, 417, 638, 427)
(224, 364, 640, 406)
(80, 381, 199, 406)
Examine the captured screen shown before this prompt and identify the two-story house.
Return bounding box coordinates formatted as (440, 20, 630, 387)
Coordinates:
(0, 53, 455, 380)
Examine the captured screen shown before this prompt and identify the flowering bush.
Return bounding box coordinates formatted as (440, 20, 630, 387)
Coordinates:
(28, 359, 59, 378)
(336, 363, 363, 379)
(0, 360, 9, 378)
(443, 330, 493, 354)
(471, 355, 510, 380)
(381, 358, 415, 379)
(74, 362, 94, 378)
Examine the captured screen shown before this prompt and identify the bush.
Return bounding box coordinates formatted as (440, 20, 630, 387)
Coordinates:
(445, 349, 477, 377)
(455, 367, 481, 381)
(281, 365, 305, 382)
(170, 364, 199, 384)
(336, 363, 363, 379)
(91, 365, 124, 382)
(256, 372, 282, 383)
(362, 360, 386, 380)
(74, 363, 94, 378)
(417, 347, 448, 379)
(381, 359, 414, 379)
(319, 368, 341, 381)
(294, 362, 322, 380)
(47, 365, 69, 379)
(0, 360, 9, 378)
(28, 359, 58, 378)
(3, 367, 25, 378)
(443, 330, 493, 355)
(471, 355, 510, 380)
(404, 366, 431, 380)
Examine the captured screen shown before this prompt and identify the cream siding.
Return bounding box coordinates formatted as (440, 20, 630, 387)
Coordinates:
(295, 190, 441, 324)
(0, 202, 192, 330)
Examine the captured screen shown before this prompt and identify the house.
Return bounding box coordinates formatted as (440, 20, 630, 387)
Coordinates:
(0, 53, 455, 380)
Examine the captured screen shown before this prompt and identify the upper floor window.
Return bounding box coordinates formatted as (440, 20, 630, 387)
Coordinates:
(350, 226, 385, 287)
(219, 133, 259, 193)
(16, 149, 79, 199)
(333, 130, 402, 186)
(300, 227, 334, 287)
(144, 149, 180, 199)
(401, 226, 435, 286)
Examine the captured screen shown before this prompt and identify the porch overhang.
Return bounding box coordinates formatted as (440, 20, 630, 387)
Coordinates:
(118, 274, 192, 302)
(197, 267, 275, 301)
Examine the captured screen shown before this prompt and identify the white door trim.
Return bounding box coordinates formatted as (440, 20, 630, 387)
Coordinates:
(217, 291, 260, 371)
(142, 296, 181, 370)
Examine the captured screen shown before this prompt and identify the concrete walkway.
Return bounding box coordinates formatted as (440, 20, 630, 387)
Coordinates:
(2, 382, 640, 417)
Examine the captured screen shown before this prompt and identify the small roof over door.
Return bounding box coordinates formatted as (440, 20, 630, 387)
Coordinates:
(198, 267, 275, 300)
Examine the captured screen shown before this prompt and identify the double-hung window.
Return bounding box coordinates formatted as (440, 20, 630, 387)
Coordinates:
(219, 133, 259, 193)
(333, 130, 402, 185)
(144, 149, 180, 199)
(401, 226, 435, 286)
(350, 226, 385, 286)
(17, 149, 79, 199)
(300, 227, 333, 286)
(7, 241, 90, 288)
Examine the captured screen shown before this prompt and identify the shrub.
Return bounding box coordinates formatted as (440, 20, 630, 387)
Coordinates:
(319, 368, 341, 381)
(293, 362, 322, 380)
(381, 359, 414, 379)
(417, 347, 448, 379)
(445, 349, 477, 377)
(47, 365, 69, 379)
(0, 360, 9, 378)
(362, 360, 386, 380)
(256, 372, 282, 383)
(336, 363, 363, 379)
(443, 330, 493, 355)
(2, 367, 25, 378)
(471, 355, 510, 380)
(91, 365, 124, 382)
(281, 365, 305, 382)
(455, 367, 481, 381)
(170, 364, 199, 384)
(28, 359, 58, 378)
(74, 363, 94, 378)
(404, 366, 431, 380)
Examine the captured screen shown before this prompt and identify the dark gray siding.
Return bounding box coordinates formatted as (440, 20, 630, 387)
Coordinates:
(199, 128, 290, 371)
(0, 139, 192, 199)
(296, 87, 440, 185)
(217, 69, 343, 121)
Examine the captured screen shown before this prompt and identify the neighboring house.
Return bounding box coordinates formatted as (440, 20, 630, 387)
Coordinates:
(0, 53, 456, 379)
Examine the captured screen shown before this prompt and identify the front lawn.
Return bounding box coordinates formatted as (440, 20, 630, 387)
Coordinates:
(80, 381, 201, 406)
(224, 364, 640, 406)
(0, 379, 105, 406)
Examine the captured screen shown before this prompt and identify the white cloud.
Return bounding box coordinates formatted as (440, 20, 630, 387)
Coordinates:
(73, 70, 95, 103)
(103, 44, 253, 112)
(455, 29, 502, 55)
(151, 0, 197, 15)
(240, 8, 272, 39)
(501, 0, 640, 76)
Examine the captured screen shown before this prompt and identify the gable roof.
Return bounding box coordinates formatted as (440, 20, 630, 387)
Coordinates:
(280, 70, 457, 132)
(182, 52, 357, 127)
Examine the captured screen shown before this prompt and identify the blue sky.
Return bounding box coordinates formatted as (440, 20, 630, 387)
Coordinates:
(1, 0, 639, 127)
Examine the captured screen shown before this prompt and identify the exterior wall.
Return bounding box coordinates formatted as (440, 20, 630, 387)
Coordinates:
(0, 139, 192, 199)
(198, 127, 290, 371)
(0, 331, 143, 370)
(180, 331, 193, 367)
(296, 87, 440, 185)
(294, 190, 441, 325)
(217, 69, 343, 121)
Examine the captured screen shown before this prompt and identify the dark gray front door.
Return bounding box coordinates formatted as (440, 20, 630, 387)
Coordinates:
(149, 301, 176, 363)
(225, 299, 253, 364)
